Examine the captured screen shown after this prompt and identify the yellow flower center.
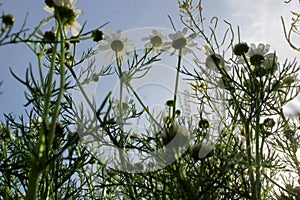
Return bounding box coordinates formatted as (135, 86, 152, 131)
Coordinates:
(2, 14, 15, 26)
(250, 54, 265, 66)
(172, 37, 187, 50)
(150, 35, 163, 47)
(55, 6, 76, 26)
(111, 40, 124, 52)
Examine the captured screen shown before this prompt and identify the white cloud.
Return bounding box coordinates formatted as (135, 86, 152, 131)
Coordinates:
(203, 0, 299, 61)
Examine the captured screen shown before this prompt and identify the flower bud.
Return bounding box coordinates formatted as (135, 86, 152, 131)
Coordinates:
(64, 41, 71, 50)
(263, 118, 275, 128)
(198, 119, 209, 129)
(44, 0, 54, 8)
(2, 14, 15, 27)
(43, 30, 56, 42)
(92, 30, 104, 42)
(166, 100, 174, 107)
(233, 42, 249, 56)
(250, 54, 265, 66)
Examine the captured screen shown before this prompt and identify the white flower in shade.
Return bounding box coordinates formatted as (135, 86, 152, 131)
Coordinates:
(196, 44, 230, 72)
(98, 29, 134, 64)
(238, 43, 277, 66)
(248, 43, 271, 56)
(249, 44, 277, 68)
(237, 43, 278, 76)
(163, 27, 197, 55)
(141, 30, 167, 53)
(44, 0, 82, 36)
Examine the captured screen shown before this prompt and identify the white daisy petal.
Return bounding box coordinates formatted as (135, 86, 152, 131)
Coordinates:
(44, 6, 54, 13)
(98, 44, 110, 51)
(74, 9, 83, 15)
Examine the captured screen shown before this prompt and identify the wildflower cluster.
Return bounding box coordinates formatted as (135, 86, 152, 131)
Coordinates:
(0, 0, 300, 199)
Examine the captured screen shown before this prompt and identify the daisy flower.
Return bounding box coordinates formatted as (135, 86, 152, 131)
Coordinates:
(141, 29, 167, 53)
(249, 44, 277, 67)
(238, 43, 277, 65)
(44, 0, 82, 36)
(237, 43, 278, 76)
(195, 44, 230, 72)
(35, 27, 57, 43)
(163, 27, 197, 55)
(98, 29, 134, 64)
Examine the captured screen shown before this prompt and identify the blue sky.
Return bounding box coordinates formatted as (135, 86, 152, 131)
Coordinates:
(0, 0, 299, 119)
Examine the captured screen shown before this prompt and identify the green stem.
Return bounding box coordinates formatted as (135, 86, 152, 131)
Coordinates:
(38, 46, 45, 89)
(26, 162, 42, 200)
(3, 140, 10, 200)
(242, 54, 252, 73)
(48, 22, 66, 148)
(254, 76, 263, 200)
(254, 112, 261, 200)
(244, 121, 255, 199)
(26, 39, 59, 200)
(43, 34, 59, 121)
(172, 49, 182, 120)
(115, 52, 125, 148)
(113, 52, 136, 199)
(26, 9, 65, 199)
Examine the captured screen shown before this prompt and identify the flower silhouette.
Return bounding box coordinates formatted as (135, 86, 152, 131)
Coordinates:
(141, 30, 167, 53)
(195, 44, 230, 72)
(237, 43, 278, 76)
(238, 43, 277, 66)
(98, 29, 134, 64)
(163, 27, 197, 55)
(44, 0, 82, 36)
